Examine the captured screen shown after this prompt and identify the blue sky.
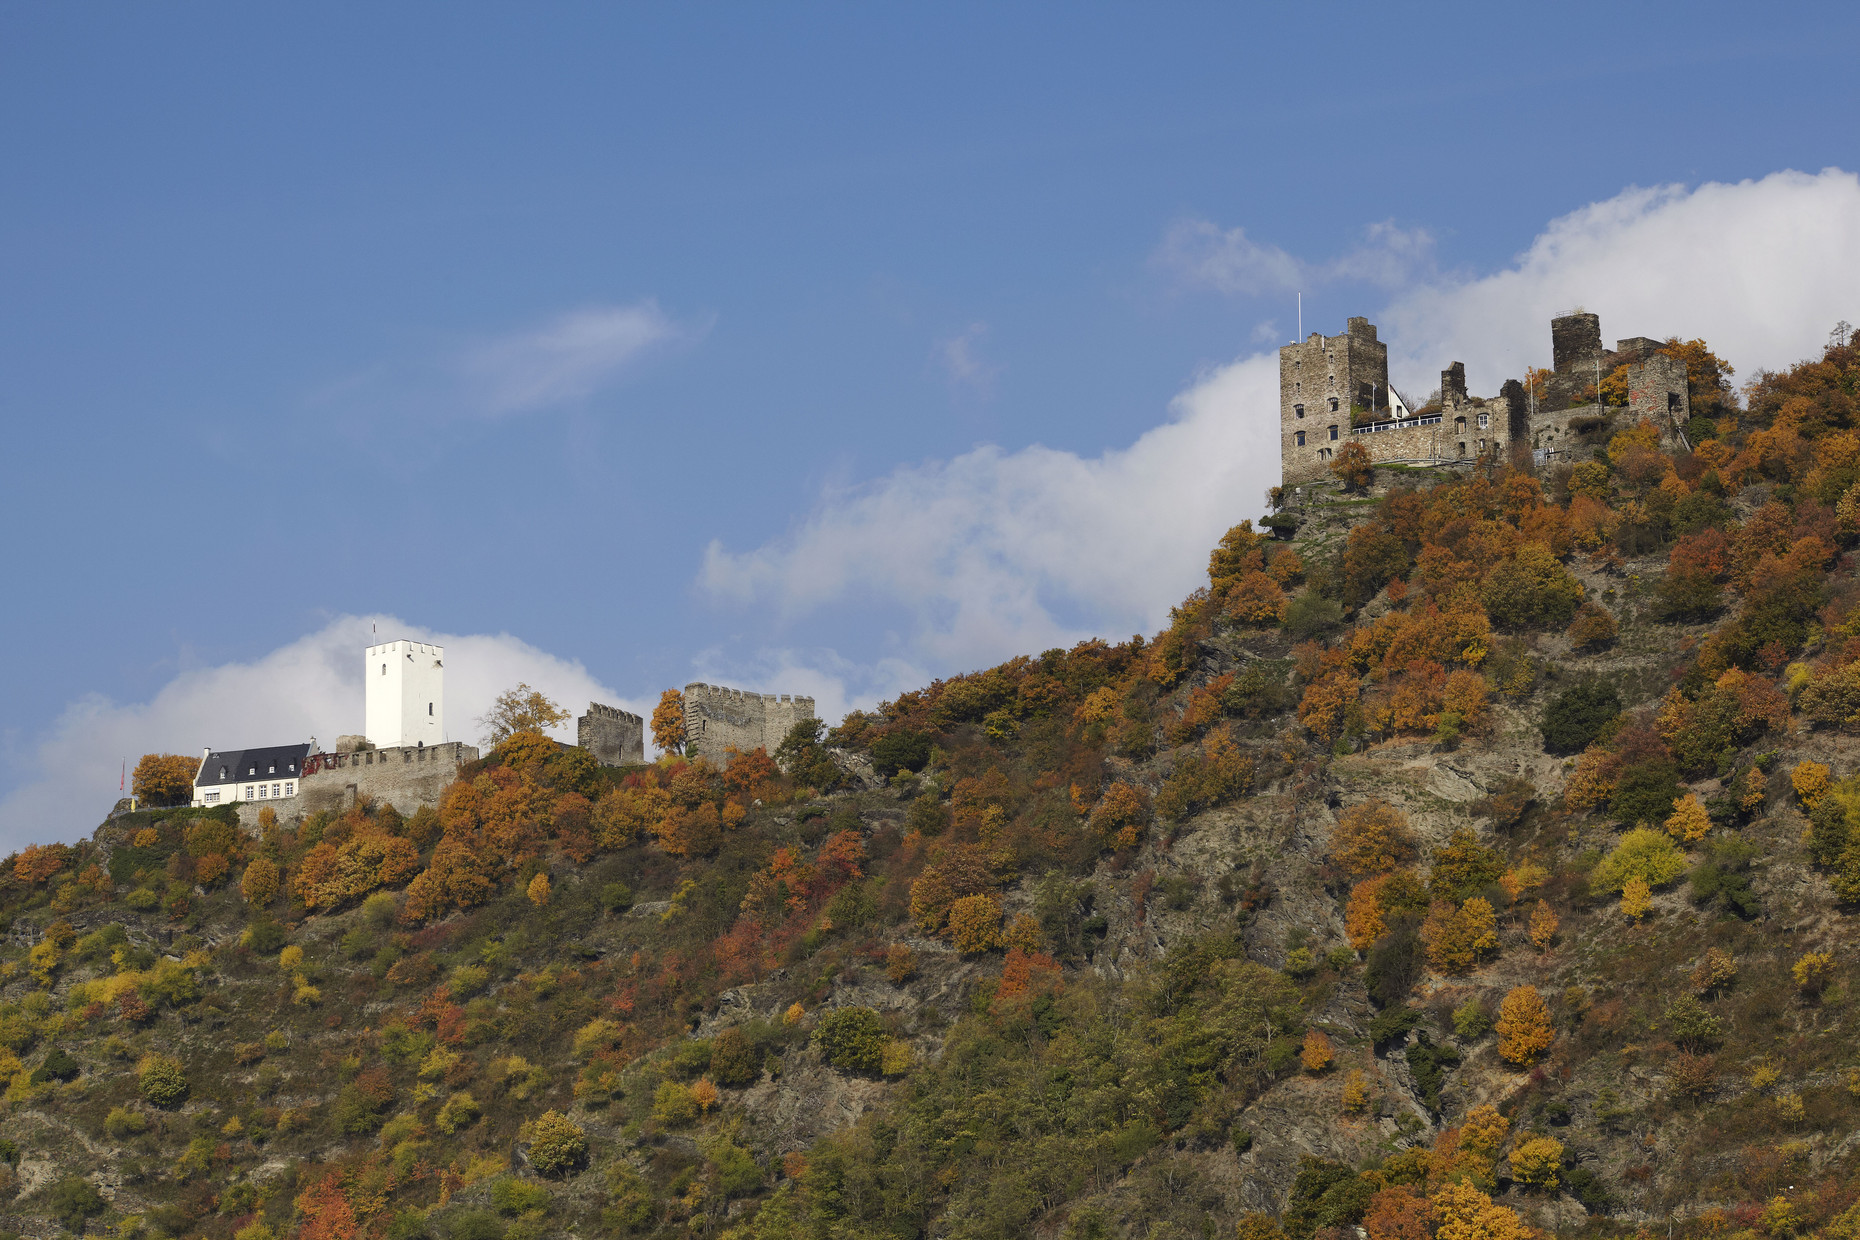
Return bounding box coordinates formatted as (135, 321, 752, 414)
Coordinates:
(5, 4, 1860, 845)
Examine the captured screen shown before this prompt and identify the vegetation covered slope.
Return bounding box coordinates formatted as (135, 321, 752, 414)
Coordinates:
(5, 331, 1860, 1240)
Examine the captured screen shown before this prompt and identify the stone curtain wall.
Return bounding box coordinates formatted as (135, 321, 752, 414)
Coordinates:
(682, 682, 818, 765)
(578, 702, 645, 767)
(294, 741, 482, 822)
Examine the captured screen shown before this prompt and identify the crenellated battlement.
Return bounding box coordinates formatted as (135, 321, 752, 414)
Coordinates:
(682, 681, 817, 765)
(578, 700, 645, 766)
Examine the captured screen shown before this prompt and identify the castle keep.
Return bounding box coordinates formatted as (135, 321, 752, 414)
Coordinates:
(577, 701, 645, 767)
(682, 682, 816, 764)
(1278, 311, 1691, 487)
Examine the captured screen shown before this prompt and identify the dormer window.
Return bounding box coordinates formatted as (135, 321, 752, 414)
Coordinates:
(219, 766, 227, 780)
(268, 763, 276, 774)
(247, 766, 256, 776)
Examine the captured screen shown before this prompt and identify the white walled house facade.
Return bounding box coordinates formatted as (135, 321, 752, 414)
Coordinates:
(365, 640, 445, 749)
(192, 742, 313, 807)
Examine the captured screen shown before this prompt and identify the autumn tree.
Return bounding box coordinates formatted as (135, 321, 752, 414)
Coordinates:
(133, 753, 199, 807)
(1495, 985, 1553, 1065)
(240, 856, 280, 906)
(1300, 1029, 1334, 1072)
(1331, 440, 1374, 491)
(651, 689, 686, 754)
(479, 683, 572, 746)
(1330, 798, 1418, 880)
(1481, 544, 1583, 629)
(1527, 900, 1558, 952)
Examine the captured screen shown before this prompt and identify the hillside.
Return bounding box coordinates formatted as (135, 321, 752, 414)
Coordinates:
(4, 331, 1860, 1240)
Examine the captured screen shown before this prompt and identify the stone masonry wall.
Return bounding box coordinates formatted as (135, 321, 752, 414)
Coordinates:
(683, 682, 817, 765)
(578, 702, 645, 767)
(295, 740, 482, 821)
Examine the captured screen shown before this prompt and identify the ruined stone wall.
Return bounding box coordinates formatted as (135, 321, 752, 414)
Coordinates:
(578, 702, 644, 767)
(294, 740, 481, 821)
(1627, 353, 1690, 429)
(682, 682, 817, 765)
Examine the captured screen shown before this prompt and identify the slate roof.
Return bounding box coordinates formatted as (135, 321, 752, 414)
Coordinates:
(194, 743, 312, 787)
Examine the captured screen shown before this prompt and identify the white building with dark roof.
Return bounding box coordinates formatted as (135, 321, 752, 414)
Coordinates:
(192, 742, 312, 808)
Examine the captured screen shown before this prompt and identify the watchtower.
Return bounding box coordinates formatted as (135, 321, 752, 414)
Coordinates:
(364, 640, 445, 749)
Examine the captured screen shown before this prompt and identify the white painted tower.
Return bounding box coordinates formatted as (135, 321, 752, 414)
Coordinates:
(364, 640, 445, 748)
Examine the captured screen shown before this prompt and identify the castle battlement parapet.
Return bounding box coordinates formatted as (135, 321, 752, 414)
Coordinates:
(683, 682, 817, 764)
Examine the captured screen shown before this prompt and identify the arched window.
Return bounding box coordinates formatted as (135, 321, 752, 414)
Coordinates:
(1329, 397, 1340, 412)
(1328, 425, 1339, 441)
(1457, 441, 1467, 457)
(1294, 403, 1304, 418)
(1295, 430, 1306, 447)
(1454, 416, 1466, 432)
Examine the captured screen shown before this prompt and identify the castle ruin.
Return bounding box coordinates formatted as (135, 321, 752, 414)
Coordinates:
(1278, 311, 1691, 488)
(682, 682, 816, 765)
(578, 701, 645, 767)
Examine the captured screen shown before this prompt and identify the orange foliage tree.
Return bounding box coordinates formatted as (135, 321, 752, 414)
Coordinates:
(651, 689, 686, 754)
(132, 753, 199, 807)
(1329, 799, 1417, 880)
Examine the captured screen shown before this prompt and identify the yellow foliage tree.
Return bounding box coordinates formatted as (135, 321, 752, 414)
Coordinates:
(526, 872, 552, 907)
(1791, 760, 1831, 809)
(240, 857, 280, 907)
(1664, 793, 1712, 843)
(1429, 1182, 1531, 1240)
(946, 893, 1004, 955)
(651, 689, 686, 755)
(1621, 877, 1652, 921)
(1495, 985, 1553, 1066)
(1300, 1029, 1334, 1073)
(1508, 1136, 1564, 1190)
(1527, 900, 1558, 952)
(1792, 949, 1834, 995)
(1340, 1069, 1370, 1115)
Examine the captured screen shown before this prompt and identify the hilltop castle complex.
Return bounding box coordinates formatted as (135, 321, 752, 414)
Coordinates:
(1278, 311, 1692, 487)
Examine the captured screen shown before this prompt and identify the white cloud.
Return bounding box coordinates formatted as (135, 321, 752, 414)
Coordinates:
(1156, 217, 1435, 296)
(1378, 168, 1860, 395)
(704, 168, 1860, 698)
(937, 322, 1002, 394)
(464, 302, 688, 415)
(0, 616, 648, 852)
(702, 353, 1280, 672)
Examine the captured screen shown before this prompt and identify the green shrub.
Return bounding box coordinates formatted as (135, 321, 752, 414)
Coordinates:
(703, 1137, 762, 1197)
(435, 1092, 481, 1135)
(443, 1210, 505, 1240)
(138, 1053, 187, 1107)
(1666, 995, 1724, 1051)
(490, 1178, 550, 1216)
(104, 1106, 149, 1139)
(449, 965, 490, 999)
(1541, 683, 1621, 753)
(813, 1006, 887, 1073)
(1363, 917, 1424, 1006)
(362, 891, 398, 928)
(599, 881, 634, 914)
(525, 1111, 587, 1177)
(1452, 997, 1492, 1040)
(1404, 1035, 1460, 1111)
(870, 730, 931, 779)
(1690, 838, 1760, 917)
(125, 888, 161, 912)
(45, 1176, 106, 1230)
(33, 1046, 80, 1083)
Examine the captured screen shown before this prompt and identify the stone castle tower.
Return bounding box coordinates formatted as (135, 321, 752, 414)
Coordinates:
(682, 682, 816, 765)
(577, 702, 645, 767)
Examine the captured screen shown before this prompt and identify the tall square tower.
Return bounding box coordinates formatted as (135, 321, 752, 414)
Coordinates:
(1279, 316, 1389, 485)
(365, 640, 445, 748)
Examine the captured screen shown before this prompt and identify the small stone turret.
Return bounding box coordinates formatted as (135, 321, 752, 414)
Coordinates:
(578, 702, 645, 767)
